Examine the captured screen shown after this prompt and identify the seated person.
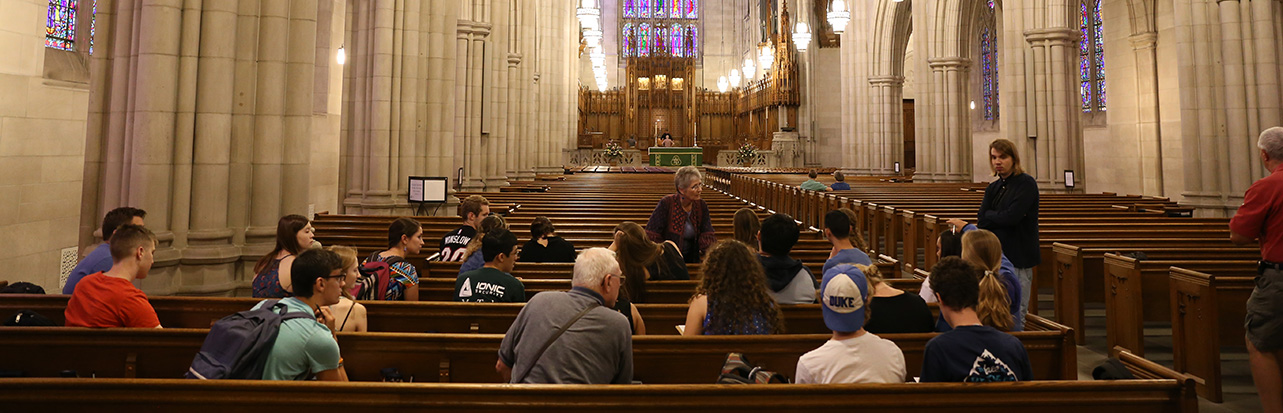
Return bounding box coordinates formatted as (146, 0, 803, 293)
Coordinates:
(829, 171, 851, 191)
(455, 228, 526, 303)
(327, 246, 367, 332)
(758, 213, 817, 304)
(855, 264, 934, 334)
(256, 249, 349, 381)
(496, 248, 633, 383)
(439, 195, 490, 262)
(459, 215, 509, 274)
(920, 229, 963, 303)
(732, 208, 760, 249)
(796, 264, 906, 383)
(64, 207, 146, 294)
(519, 216, 576, 263)
(800, 169, 828, 191)
(64, 224, 161, 328)
(920, 257, 1032, 382)
(684, 240, 783, 335)
(822, 209, 872, 273)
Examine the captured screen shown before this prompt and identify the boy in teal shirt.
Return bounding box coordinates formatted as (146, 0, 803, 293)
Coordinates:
(256, 249, 349, 381)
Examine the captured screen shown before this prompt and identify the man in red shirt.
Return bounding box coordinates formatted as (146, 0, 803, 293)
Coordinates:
(64, 224, 161, 328)
(1231, 126, 1283, 413)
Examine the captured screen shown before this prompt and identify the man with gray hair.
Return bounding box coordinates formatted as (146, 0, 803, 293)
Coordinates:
(1232, 126, 1283, 412)
(496, 247, 633, 384)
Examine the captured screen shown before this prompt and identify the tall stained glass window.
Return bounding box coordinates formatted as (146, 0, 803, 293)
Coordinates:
(639, 23, 651, 57)
(979, 0, 999, 120)
(46, 0, 78, 51)
(1081, 0, 1106, 113)
(620, 0, 700, 58)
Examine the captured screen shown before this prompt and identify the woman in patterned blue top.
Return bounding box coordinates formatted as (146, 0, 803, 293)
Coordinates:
(683, 240, 783, 335)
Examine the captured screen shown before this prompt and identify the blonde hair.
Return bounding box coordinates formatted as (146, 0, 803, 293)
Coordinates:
(838, 208, 868, 251)
(327, 245, 358, 299)
(851, 264, 881, 324)
(961, 230, 1013, 331)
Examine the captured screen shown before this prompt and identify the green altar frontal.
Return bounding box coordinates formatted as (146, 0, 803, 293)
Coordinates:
(648, 147, 704, 167)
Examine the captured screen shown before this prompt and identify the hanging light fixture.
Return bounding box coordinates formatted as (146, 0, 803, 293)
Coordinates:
(577, 0, 600, 30)
(729, 69, 741, 87)
(717, 76, 729, 93)
(742, 58, 756, 80)
(336, 45, 346, 65)
(584, 28, 603, 49)
(758, 44, 774, 74)
(793, 22, 811, 51)
(827, 0, 850, 34)
(590, 49, 606, 67)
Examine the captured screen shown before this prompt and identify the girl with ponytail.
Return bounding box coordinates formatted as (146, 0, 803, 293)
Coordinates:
(961, 230, 1022, 331)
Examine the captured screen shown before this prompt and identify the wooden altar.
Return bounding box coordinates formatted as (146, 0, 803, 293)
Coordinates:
(648, 147, 704, 166)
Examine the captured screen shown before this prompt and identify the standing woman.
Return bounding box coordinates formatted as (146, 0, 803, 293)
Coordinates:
(358, 217, 422, 301)
(646, 166, 715, 263)
(252, 215, 314, 298)
(976, 139, 1039, 323)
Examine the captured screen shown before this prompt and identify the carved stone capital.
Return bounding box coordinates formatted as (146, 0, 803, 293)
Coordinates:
(1128, 31, 1158, 50)
(867, 76, 906, 86)
(1024, 28, 1079, 45)
(927, 57, 970, 70)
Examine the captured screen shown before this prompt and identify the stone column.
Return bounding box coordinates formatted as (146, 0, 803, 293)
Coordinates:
(1129, 32, 1165, 196)
(1023, 29, 1083, 190)
(926, 57, 972, 182)
(868, 76, 905, 174)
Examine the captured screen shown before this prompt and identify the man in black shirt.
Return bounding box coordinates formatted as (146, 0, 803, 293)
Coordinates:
(455, 228, 525, 302)
(439, 195, 490, 261)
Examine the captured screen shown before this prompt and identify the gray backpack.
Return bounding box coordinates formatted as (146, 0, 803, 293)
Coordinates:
(185, 299, 312, 379)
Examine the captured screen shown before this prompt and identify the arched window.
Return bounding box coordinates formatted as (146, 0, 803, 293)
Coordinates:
(979, 0, 999, 120)
(1081, 0, 1106, 113)
(621, 0, 700, 58)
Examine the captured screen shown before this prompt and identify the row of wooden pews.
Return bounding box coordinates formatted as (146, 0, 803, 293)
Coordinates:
(710, 168, 1251, 404)
(0, 347, 1192, 413)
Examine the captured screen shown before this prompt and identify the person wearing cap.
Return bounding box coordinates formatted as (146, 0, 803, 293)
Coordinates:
(794, 263, 906, 384)
(920, 257, 1032, 382)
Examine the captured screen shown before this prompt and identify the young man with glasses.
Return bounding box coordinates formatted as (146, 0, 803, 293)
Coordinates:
(455, 228, 526, 303)
(255, 249, 349, 381)
(496, 248, 633, 384)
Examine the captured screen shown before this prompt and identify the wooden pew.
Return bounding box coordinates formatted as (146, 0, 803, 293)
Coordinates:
(0, 351, 1196, 413)
(1170, 265, 1258, 402)
(0, 316, 1075, 383)
(1101, 254, 1257, 356)
(1051, 242, 1257, 342)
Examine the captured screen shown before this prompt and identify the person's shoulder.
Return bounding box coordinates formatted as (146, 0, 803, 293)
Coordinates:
(1014, 173, 1038, 186)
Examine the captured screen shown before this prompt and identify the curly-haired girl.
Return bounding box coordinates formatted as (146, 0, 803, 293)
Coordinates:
(682, 240, 783, 335)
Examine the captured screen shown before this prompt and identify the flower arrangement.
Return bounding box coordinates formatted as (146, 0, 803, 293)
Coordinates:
(735, 142, 758, 165)
(604, 141, 624, 159)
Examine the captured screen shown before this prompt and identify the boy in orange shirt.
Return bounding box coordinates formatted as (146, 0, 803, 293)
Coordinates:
(65, 224, 161, 328)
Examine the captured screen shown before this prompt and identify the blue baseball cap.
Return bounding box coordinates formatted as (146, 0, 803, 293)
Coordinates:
(821, 264, 870, 333)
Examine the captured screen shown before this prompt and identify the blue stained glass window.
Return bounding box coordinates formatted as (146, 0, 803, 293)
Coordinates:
(687, 0, 698, 18)
(1080, 0, 1106, 112)
(620, 0, 700, 58)
(979, 9, 998, 120)
(671, 0, 682, 19)
(655, 25, 668, 55)
(670, 23, 684, 57)
(640, 0, 651, 19)
(46, 0, 77, 51)
(655, 0, 666, 18)
(689, 25, 698, 56)
(624, 0, 636, 18)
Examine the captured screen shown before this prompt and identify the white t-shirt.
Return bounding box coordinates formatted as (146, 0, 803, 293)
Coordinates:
(794, 332, 907, 384)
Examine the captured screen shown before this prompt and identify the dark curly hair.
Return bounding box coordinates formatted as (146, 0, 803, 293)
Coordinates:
(694, 240, 784, 334)
(928, 256, 982, 311)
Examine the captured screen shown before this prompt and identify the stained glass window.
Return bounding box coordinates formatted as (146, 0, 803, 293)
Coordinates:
(1080, 0, 1106, 113)
(639, 23, 651, 57)
(979, 0, 998, 120)
(46, 0, 78, 51)
(623, 24, 636, 57)
(620, 0, 699, 58)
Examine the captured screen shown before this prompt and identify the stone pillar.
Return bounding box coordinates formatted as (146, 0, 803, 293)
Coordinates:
(1129, 32, 1165, 196)
(869, 76, 905, 174)
(1023, 29, 1083, 190)
(926, 57, 972, 182)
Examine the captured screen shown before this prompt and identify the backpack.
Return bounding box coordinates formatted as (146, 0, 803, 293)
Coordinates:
(0, 282, 45, 294)
(3, 310, 56, 326)
(716, 353, 789, 384)
(358, 253, 406, 301)
(184, 299, 312, 380)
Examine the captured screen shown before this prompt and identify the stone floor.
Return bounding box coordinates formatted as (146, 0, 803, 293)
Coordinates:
(1039, 293, 1263, 413)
